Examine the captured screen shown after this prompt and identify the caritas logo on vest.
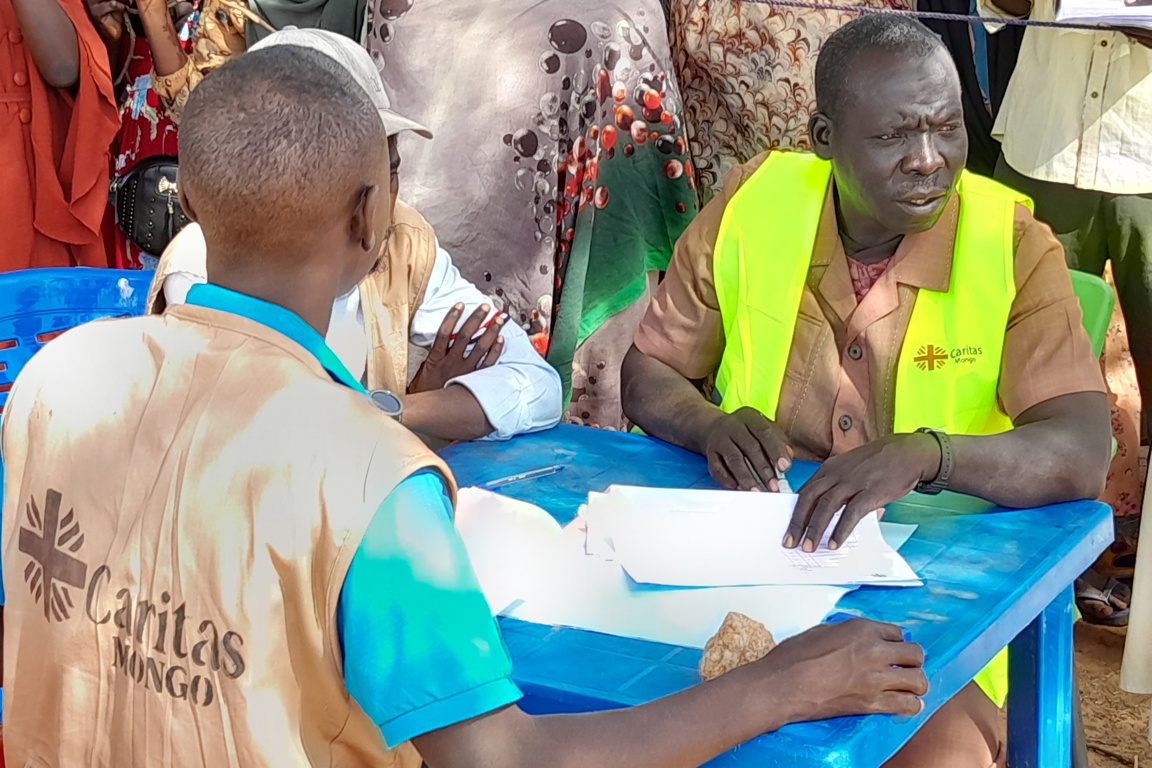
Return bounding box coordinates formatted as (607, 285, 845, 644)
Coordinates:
(18, 488, 246, 707)
(914, 344, 984, 371)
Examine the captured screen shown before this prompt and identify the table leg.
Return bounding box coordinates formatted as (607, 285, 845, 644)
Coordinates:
(1072, 672, 1089, 768)
(1007, 584, 1075, 768)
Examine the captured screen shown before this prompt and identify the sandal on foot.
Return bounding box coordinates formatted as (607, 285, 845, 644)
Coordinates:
(1075, 569, 1131, 626)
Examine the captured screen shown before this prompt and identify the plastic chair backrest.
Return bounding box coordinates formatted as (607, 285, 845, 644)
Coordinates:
(1070, 270, 1114, 359)
(0, 268, 153, 415)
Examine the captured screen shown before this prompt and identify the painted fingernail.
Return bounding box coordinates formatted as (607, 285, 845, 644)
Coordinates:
(782, 535, 794, 548)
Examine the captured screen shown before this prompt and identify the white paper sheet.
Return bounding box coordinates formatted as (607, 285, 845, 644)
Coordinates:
(587, 486, 921, 588)
(1056, 0, 1152, 29)
(453, 487, 569, 615)
(454, 488, 921, 649)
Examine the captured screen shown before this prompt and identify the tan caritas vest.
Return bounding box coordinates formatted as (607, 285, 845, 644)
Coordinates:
(145, 199, 438, 393)
(1, 304, 454, 767)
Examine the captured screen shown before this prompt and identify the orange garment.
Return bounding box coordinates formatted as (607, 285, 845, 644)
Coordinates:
(0, 0, 118, 271)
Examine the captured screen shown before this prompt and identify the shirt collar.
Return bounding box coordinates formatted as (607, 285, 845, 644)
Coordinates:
(887, 193, 957, 293)
(184, 283, 368, 394)
(812, 182, 958, 293)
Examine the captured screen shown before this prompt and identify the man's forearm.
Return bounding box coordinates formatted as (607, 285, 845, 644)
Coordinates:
(418, 661, 796, 768)
(510, 664, 792, 768)
(620, 346, 724, 454)
(945, 392, 1111, 507)
(403, 385, 494, 442)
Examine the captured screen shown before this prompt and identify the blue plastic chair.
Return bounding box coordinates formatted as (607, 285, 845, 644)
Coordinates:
(0, 268, 153, 415)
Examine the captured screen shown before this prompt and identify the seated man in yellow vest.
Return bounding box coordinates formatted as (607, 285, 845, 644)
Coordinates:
(144, 29, 562, 446)
(621, 14, 1112, 768)
(0, 43, 932, 768)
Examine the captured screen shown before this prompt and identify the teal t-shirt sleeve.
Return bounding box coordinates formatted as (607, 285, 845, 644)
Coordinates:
(337, 470, 521, 746)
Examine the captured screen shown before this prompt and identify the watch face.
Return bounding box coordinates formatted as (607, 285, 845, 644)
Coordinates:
(368, 389, 403, 416)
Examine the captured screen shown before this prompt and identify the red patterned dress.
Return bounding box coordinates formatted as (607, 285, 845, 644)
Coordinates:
(102, 13, 196, 269)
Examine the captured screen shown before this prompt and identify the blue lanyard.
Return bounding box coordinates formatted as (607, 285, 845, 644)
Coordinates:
(184, 284, 368, 394)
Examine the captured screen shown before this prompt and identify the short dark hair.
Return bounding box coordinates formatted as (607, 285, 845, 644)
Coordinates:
(179, 45, 387, 255)
(815, 14, 946, 121)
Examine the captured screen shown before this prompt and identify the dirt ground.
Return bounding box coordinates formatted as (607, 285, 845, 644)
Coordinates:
(1077, 622, 1152, 767)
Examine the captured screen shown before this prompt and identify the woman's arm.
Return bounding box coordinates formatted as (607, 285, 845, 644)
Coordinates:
(137, 0, 186, 77)
(10, 0, 80, 89)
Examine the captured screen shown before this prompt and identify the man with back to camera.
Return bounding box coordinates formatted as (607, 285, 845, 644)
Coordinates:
(144, 28, 562, 446)
(622, 14, 1112, 767)
(0, 43, 929, 768)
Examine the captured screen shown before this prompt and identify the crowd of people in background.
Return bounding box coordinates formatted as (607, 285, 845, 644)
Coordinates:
(0, 0, 1144, 621)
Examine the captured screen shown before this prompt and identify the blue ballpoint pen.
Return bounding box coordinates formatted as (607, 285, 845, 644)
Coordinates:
(480, 464, 565, 491)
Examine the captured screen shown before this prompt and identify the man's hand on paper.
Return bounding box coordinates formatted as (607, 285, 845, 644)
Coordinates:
(783, 432, 941, 553)
(754, 618, 926, 723)
(702, 407, 795, 491)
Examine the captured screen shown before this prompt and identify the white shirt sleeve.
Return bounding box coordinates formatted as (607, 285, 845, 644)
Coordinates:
(162, 271, 207, 308)
(410, 244, 563, 441)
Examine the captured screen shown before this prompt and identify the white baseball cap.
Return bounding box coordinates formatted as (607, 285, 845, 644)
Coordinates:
(249, 27, 432, 139)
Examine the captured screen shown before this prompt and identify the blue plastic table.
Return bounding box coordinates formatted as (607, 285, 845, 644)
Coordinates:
(439, 424, 1113, 768)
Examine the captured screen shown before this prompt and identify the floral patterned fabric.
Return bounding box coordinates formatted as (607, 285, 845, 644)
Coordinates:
(671, 0, 908, 203)
(103, 15, 198, 269)
(1102, 266, 1144, 567)
(151, 0, 250, 124)
(848, 256, 892, 303)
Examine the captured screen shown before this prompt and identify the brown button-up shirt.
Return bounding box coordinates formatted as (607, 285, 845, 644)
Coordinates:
(634, 152, 1106, 462)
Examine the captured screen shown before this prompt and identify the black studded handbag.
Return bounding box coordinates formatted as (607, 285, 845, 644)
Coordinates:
(110, 156, 190, 256)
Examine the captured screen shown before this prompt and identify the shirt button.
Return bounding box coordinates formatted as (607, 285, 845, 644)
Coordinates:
(838, 415, 853, 431)
(1101, 39, 1109, 47)
(847, 344, 863, 361)
(8, 30, 21, 44)
(18, 108, 30, 124)
(1091, 91, 1100, 98)
(13, 71, 27, 87)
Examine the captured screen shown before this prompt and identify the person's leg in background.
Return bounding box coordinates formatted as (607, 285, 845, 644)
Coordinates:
(1106, 192, 1152, 441)
(992, 156, 1109, 278)
(1099, 193, 1152, 584)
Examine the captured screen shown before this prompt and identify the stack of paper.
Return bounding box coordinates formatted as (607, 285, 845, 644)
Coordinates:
(585, 485, 921, 588)
(1056, 0, 1152, 30)
(454, 486, 922, 650)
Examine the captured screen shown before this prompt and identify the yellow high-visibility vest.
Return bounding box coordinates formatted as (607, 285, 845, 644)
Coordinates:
(712, 151, 1032, 707)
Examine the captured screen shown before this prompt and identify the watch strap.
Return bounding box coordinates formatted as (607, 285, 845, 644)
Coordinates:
(914, 427, 953, 495)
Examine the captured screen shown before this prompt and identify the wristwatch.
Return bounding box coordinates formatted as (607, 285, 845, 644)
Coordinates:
(914, 427, 953, 495)
(368, 389, 404, 422)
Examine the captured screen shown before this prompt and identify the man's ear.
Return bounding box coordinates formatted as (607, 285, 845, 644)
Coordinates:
(352, 184, 382, 255)
(809, 113, 834, 160)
